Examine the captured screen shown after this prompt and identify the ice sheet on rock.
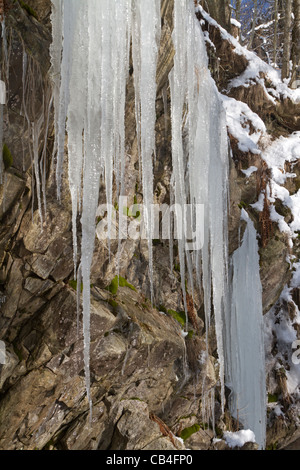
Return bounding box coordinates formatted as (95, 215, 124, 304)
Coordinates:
(225, 212, 266, 449)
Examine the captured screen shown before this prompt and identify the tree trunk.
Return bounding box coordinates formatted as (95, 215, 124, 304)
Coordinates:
(248, 0, 258, 49)
(282, 0, 292, 80)
(205, 0, 231, 31)
(273, 0, 279, 66)
(290, 0, 300, 86)
(235, 0, 241, 23)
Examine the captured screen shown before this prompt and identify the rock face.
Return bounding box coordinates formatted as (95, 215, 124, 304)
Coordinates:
(0, 0, 299, 451)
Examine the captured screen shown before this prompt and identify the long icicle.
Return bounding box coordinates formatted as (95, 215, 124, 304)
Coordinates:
(170, 0, 229, 411)
(131, 0, 161, 303)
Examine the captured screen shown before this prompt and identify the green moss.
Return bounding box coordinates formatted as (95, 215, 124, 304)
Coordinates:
(2, 144, 13, 170)
(13, 344, 23, 362)
(180, 424, 200, 441)
(107, 276, 119, 295)
(167, 309, 186, 328)
(123, 206, 129, 217)
(108, 298, 119, 309)
(106, 275, 136, 295)
(268, 393, 278, 403)
(199, 422, 209, 430)
(266, 442, 278, 450)
(174, 263, 180, 273)
(158, 305, 167, 314)
(122, 204, 140, 219)
(238, 200, 248, 210)
(128, 205, 140, 219)
(18, 0, 39, 19)
(69, 279, 83, 292)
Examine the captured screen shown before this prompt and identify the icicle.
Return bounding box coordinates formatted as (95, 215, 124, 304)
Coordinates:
(225, 211, 266, 449)
(0, 80, 4, 184)
(50, 0, 134, 416)
(66, 0, 87, 277)
(40, 91, 53, 218)
(0, 17, 8, 185)
(49, 0, 62, 166)
(32, 114, 44, 225)
(170, 0, 229, 410)
(76, 262, 82, 337)
(131, 0, 161, 303)
(55, 0, 76, 201)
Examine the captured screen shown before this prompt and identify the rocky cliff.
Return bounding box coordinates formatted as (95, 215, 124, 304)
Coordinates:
(0, 0, 299, 451)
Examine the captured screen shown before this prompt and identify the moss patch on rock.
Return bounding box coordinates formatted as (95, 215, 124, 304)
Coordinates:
(180, 424, 200, 441)
(106, 275, 136, 295)
(167, 309, 186, 328)
(2, 144, 13, 170)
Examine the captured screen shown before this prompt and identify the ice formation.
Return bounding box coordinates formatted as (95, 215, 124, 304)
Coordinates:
(225, 210, 266, 449)
(169, 0, 229, 410)
(49, 0, 266, 442)
(0, 17, 8, 184)
(50, 0, 160, 413)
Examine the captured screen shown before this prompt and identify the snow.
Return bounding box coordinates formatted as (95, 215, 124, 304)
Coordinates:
(230, 18, 241, 29)
(241, 166, 258, 177)
(222, 95, 266, 154)
(259, 132, 300, 240)
(223, 430, 256, 448)
(264, 264, 300, 412)
(197, 5, 300, 104)
(262, 133, 300, 182)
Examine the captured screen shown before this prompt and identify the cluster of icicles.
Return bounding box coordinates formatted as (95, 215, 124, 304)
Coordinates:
(47, 0, 266, 449)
